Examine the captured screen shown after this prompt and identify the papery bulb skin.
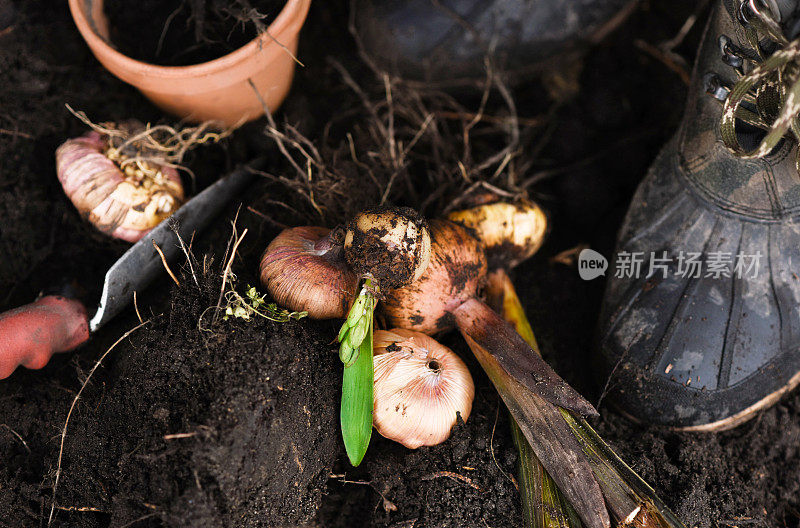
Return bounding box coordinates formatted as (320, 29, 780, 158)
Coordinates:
(55, 130, 184, 242)
(344, 206, 431, 289)
(260, 226, 359, 319)
(373, 328, 474, 448)
(448, 200, 547, 268)
(382, 219, 487, 334)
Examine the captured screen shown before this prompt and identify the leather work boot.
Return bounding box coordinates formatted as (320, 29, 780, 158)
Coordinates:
(598, 0, 800, 430)
(352, 0, 636, 81)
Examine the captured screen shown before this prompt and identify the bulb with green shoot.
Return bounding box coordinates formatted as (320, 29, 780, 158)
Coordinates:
(337, 206, 432, 465)
(339, 206, 432, 364)
(259, 207, 432, 467)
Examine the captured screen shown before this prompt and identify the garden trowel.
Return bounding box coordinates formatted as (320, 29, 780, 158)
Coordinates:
(0, 160, 263, 378)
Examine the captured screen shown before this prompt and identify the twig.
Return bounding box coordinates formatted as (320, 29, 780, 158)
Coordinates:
(380, 113, 434, 205)
(213, 227, 248, 322)
(163, 432, 198, 440)
(430, 0, 482, 44)
(461, 61, 493, 168)
(521, 132, 649, 188)
(435, 111, 544, 128)
(250, 82, 327, 220)
(331, 476, 397, 511)
(588, 0, 639, 44)
(1, 424, 30, 452)
(550, 244, 590, 266)
(235, 0, 303, 66)
(156, 3, 184, 57)
(330, 58, 390, 141)
(634, 39, 691, 85)
(489, 405, 515, 488)
(246, 206, 288, 229)
(383, 73, 398, 166)
(171, 223, 199, 288)
(441, 180, 518, 215)
(119, 513, 159, 528)
(260, 16, 532, 223)
(247, 78, 306, 179)
(596, 331, 640, 410)
(422, 471, 484, 493)
(474, 67, 520, 179)
(660, 0, 710, 52)
(55, 506, 106, 513)
(0, 128, 33, 139)
(133, 291, 143, 324)
(152, 241, 180, 286)
(48, 322, 149, 527)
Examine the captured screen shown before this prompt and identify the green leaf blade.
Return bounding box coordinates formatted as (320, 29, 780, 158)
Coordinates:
(340, 315, 374, 466)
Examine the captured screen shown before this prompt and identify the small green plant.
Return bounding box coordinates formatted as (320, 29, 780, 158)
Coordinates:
(223, 284, 307, 322)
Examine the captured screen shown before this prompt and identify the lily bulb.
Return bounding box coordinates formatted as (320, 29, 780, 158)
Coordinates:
(382, 219, 487, 334)
(447, 200, 547, 268)
(56, 130, 184, 242)
(373, 328, 474, 448)
(260, 226, 358, 319)
(344, 206, 431, 289)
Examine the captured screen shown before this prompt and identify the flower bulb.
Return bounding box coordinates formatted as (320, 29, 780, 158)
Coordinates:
(373, 328, 474, 448)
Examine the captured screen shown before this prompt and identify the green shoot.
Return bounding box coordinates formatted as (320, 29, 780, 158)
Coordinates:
(338, 279, 377, 466)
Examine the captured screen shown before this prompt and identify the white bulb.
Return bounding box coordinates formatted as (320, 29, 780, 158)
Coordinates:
(373, 328, 474, 449)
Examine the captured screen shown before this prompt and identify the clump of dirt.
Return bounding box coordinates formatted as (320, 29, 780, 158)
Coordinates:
(104, 0, 285, 66)
(343, 206, 429, 290)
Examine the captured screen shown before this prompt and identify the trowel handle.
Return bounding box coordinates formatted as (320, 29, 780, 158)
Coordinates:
(0, 296, 90, 379)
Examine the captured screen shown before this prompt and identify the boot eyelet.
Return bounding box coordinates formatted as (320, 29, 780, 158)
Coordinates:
(738, 0, 781, 27)
(704, 73, 731, 102)
(738, 1, 754, 26)
(719, 36, 745, 72)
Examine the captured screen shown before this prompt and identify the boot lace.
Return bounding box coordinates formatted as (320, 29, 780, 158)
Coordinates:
(717, 0, 800, 170)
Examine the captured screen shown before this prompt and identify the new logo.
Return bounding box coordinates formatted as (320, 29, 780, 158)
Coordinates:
(578, 249, 608, 280)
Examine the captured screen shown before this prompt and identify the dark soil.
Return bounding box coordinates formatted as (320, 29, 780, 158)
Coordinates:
(1, 1, 800, 528)
(105, 0, 285, 66)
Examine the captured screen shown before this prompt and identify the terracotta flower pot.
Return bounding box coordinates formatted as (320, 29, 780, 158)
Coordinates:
(68, 0, 311, 126)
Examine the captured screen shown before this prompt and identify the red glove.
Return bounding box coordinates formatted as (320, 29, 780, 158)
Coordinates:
(0, 296, 90, 379)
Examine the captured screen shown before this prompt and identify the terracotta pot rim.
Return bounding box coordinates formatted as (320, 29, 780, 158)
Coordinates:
(68, 0, 306, 80)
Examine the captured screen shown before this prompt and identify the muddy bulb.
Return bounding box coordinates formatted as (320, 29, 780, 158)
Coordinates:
(382, 219, 487, 334)
(343, 206, 431, 289)
(448, 200, 547, 267)
(373, 328, 474, 448)
(260, 226, 359, 319)
(55, 130, 184, 242)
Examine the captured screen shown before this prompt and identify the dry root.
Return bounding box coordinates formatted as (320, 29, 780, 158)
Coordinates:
(66, 104, 232, 180)
(254, 36, 547, 225)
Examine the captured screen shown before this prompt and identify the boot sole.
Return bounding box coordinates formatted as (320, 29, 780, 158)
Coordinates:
(611, 368, 800, 432)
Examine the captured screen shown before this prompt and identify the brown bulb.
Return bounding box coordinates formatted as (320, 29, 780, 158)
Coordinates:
(260, 226, 358, 319)
(382, 219, 487, 334)
(373, 328, 474, 448)
(343, 206, 431, 289)
(447, 200, 547, 268)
